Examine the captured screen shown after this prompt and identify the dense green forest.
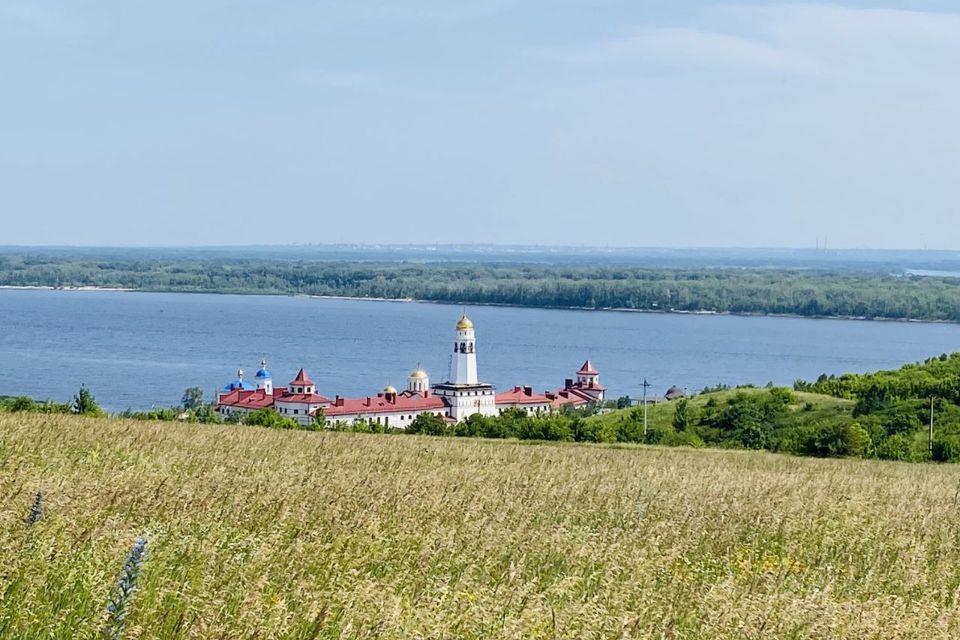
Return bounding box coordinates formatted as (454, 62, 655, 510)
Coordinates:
(3, 254, 960, 321)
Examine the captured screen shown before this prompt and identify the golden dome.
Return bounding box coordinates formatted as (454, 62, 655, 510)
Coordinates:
(409, 369, 428, 380)
(456, 315, 474, 330)
(383, 385, 398, 394)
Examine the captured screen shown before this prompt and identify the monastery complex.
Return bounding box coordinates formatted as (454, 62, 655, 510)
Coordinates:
(216, 314, 605, 428)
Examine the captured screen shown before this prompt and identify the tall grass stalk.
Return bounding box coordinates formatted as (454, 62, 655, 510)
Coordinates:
(25, 490, 43, 526)
(101, 536, 148, 640)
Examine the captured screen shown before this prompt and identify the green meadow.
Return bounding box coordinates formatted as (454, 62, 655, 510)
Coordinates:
(2, 412, 960, 639)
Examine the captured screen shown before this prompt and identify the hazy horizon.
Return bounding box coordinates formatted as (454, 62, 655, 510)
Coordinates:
(3, 242, 960, 252)
(3, 1, 959, 248)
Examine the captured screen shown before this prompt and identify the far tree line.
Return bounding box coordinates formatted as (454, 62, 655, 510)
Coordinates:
(4, 254, 960, 321)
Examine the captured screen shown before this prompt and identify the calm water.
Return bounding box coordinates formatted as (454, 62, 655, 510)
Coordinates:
(2, 289, 959, 411)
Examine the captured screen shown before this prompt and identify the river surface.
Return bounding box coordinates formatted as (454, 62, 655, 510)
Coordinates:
(2, 289, 959, 411)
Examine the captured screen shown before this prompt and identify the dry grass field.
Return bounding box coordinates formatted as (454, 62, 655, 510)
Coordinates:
(2, 413, 960, 639)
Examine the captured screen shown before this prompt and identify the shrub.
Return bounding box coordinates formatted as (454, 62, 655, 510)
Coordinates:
(800, 422, 872, 458)
(672, 399, 692, 432)
(734, 421, 772, 450)
(885, 410, 918, 436)
(72, 386, 105, 417)
(876, 434, 913, 461)
(243, 408, 299, 430)
(407, 413, 450, 436)
(659, 431, 705, 448)
(9, 396, 37, 412)
(932, 434, 960, 462)
(768, 387, 794, 406)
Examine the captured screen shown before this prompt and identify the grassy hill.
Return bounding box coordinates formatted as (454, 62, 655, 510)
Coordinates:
(2, 413, 960, 638)
(586, 386, 943, 461)
(589, 388, 855, 435)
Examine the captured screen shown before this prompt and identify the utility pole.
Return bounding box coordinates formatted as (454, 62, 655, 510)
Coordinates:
(641, 378, 651, 437)
(929, 396, 935, 458)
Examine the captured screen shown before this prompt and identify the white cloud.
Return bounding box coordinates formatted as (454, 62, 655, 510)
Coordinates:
(546, 26, 822, 75)
(535, 4, 960, 87)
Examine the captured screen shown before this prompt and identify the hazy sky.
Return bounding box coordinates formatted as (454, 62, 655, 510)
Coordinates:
(2, 1, 959, 248)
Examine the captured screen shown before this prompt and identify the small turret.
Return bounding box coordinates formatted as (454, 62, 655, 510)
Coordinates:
(254, 358, 273, 394)
(289, 368, 316, 395)
(408, 364, 430, 393)
(577, 360, 599, 387)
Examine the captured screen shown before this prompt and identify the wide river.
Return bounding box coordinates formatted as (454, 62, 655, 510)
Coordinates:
(2, 289, 959, 411)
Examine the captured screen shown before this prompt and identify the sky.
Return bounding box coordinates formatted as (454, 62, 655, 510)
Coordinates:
(1, 1, 959, 249)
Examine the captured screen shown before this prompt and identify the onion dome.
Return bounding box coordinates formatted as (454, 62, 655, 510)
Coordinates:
(384, 385, 398, 395)
(223, 368, 255, 392)
(255, 358, 272, 379)
(456, 314, 474, 330)
(409, 368, 428, 380)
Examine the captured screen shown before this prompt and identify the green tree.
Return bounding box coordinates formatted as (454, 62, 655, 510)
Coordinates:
(310, 408, 326, 431)
(73, 385, 104, 417)
(10, 396, 37, 412)
(801, 422, 872, 458)
(408, 412, 449, 436)
(243, 408, 298, 429)
(932, 434, 960, 462)
(181, 387, 205, 412)
(876, 434, 912, 461)
(673, 398, 692, 432)
(885, 410, 918, 436)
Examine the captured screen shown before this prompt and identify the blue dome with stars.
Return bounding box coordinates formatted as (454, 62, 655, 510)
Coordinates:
(223, 368, 255, 392)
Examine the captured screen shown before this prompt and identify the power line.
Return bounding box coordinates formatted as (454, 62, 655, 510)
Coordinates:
(640, 378, 651, 438)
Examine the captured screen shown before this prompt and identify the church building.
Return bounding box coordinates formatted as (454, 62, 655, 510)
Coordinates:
(429, 314, 498, 421)
(216, 314, 603, 427)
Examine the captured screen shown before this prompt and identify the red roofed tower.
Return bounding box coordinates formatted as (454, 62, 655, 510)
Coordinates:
(289, 368, 317, 395)
(577, 360, 600, 387)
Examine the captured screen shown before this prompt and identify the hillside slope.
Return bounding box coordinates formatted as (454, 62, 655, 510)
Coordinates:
(2, 414, 960, 638)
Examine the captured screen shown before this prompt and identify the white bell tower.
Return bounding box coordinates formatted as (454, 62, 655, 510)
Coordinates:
(449, 314, 479, 384)
(432, 313, 497, 421)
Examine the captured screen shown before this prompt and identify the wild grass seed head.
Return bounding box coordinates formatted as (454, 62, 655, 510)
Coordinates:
(25, 490, 43, 526)
(101, 536, 148, 640)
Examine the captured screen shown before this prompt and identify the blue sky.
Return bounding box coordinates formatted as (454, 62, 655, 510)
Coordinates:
(2, 1, 959, 248)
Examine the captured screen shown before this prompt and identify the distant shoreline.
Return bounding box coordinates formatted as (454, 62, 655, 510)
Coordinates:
(304, 295, 958, 325)
(0, 285, 133, 292)
(1, 284, 952, 326)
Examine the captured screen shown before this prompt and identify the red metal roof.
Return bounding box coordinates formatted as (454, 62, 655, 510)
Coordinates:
(217, 385, 330, 410)
(217, 388, 277, 410)
(495, 386, 551, 405)
(546, 387, 597, 408)
(289, 368, 315, 386)
(325, 392, 447, 417)
(578, 360, 599, 375)
(277, 393, 330, 404)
